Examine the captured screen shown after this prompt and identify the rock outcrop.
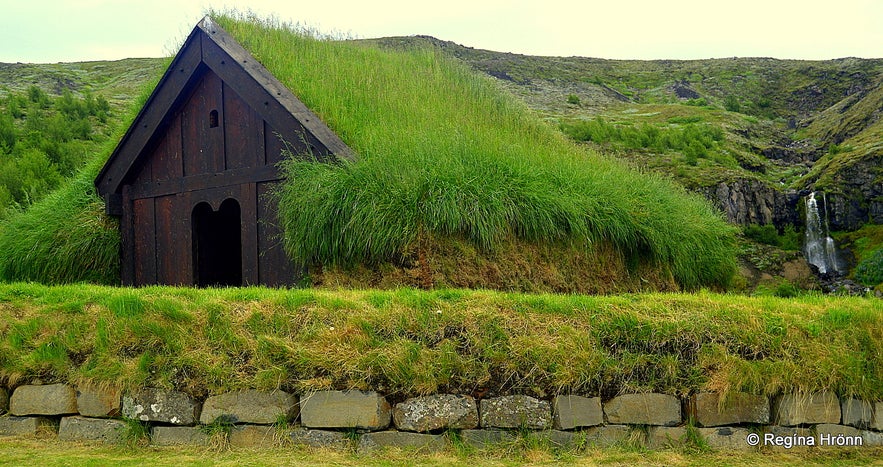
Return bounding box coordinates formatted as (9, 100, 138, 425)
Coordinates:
(698, 179, 800, 227)
(820, 154, 883, 231)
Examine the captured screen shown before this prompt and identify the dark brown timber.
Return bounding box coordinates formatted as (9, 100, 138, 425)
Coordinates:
(95, 16, 354, 287)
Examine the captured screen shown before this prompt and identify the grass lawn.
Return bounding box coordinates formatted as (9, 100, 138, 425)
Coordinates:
(1, 436, 882, 466)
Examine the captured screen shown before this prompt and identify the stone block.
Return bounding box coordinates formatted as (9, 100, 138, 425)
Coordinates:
(393, 394, 478, 432)
(151, 426, 210, 446)
(122, 387, 199, 425)
(0, 416, 54, 436)
(584, 424, 631, 447)
(289, 427, 350, 449)
(58, 416, 126, 443)
(300, 390, 390, 430)
(691, 392, 769, 427)
(479, 395, 551, 429)
(76, 385, 122, 418)
(530, 429, 580, 448)
(460, 429, 515, 449)
(229, 424, 279, 448)
(358, 431, 447, 452)
(774, 392, 840, 426)
(0, 388, 8, 415)
(815, 423, 861, 438)
(840, 398, 873, 429)
(10, 384, 77, 416)
(200, 390, 298, 425)
(647, 426, 687, 449)
(697, 427, 755, 451)
(553, 395, 603, 430)
(603, 393, 681, 426)
(862, 430, 883, 446)
(874, 401, 883, 431)
(763, 425, 813, 452)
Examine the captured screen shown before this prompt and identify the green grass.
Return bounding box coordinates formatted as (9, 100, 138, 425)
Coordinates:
(1, 284, 881, 401)
(0, 64, 163, 285)
(2, 436, 882, 466)
(213, 12, 737, 290)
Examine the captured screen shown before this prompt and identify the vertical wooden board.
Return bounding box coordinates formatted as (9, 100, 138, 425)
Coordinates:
(182, 70, 225, 176)
(130, 157, 153, 186)
(264, 122, 309, 166)
(133, 198, 157, 285)
(180, 191, 194, 285)
(154, 195, 185, 285)
(240, 183, 259, 285)
(224, 83, 264, 170)
(257, 182, 296, 286)
(120, 187, 135, 286)
(150, 113, 184, 181)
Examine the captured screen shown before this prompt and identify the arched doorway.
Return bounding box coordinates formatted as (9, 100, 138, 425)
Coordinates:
(192, 198, 242, 286)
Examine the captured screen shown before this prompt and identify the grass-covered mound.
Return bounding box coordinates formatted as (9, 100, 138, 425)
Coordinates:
(216, 13, 737, 290)
(0, 160, 118, 284)
(1, 283, 881, 401)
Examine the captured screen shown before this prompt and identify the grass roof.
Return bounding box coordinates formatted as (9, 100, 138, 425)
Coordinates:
(216, 13, 737, 289)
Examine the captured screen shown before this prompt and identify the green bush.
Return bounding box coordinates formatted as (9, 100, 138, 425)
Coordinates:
(743, 224, 801, 251)
(854, 248, 883, 286)
(0, 87, 107, 219)
(561, 117, 724, 159)
(724, 95, 741, 113)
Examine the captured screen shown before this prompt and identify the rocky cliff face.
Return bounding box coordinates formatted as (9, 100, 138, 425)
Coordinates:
(822, 154, 883, 231)
(698, 179, 800, 227)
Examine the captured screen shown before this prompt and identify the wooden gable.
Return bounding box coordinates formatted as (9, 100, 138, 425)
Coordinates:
(95, 17, 354, 287)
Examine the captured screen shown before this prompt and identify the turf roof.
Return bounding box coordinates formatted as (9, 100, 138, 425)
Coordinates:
(213, 12, 737, 289)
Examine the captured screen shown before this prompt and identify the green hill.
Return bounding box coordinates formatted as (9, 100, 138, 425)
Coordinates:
(3, 14, 883, 290)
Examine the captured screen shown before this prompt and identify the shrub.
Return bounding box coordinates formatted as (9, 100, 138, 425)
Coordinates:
(854, 247, 883, 286)
(566, 93, 581, 105)
(724, 95, 741, 113)
(743, 224, 802, 251)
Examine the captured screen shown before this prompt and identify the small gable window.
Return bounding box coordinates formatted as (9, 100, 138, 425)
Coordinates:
(209, 109, 219, 128)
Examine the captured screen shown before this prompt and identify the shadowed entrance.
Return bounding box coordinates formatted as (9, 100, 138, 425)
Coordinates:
(192, 198, 242, 286)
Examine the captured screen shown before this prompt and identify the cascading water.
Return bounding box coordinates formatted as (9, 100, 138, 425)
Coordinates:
(803, 191, 842, 275)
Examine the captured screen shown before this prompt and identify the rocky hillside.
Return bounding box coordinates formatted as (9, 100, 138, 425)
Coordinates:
(2, 38, 881, 290)
(366, 36, 883, 235)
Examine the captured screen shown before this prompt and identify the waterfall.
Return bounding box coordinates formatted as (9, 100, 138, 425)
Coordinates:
(803, 192, 841, 275)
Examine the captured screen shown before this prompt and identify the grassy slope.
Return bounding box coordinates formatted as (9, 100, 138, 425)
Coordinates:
(0, 66, 164, 284)
(373, 37, 883, 193)
(216, 14, 736, 290)
(0, 59, 167, 114)
(1, 283, 880, 402)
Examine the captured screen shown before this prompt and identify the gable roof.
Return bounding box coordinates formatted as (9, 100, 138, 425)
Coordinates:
(94, 16, 354, 203)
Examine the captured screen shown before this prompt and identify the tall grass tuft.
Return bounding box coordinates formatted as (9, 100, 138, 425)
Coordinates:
(215, 13, 737, 289)
(0, 158, 119, 284)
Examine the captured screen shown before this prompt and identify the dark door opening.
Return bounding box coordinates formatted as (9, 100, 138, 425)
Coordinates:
(192, 198, 242, 287)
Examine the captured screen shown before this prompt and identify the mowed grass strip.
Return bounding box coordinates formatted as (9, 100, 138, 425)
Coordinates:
(0, 283, 880, 401)
(1, 435, 882, 467)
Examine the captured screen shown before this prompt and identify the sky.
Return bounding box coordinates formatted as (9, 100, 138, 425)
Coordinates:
(1, 0, 881, 63)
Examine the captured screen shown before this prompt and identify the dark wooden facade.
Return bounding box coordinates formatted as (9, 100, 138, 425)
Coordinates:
(95, 17, 353, 287)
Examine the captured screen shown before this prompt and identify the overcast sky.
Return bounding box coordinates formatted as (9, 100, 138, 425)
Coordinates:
(1, 0, 881, 63)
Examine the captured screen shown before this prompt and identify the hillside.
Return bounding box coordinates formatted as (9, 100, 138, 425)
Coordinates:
(1, 22, 882, 291)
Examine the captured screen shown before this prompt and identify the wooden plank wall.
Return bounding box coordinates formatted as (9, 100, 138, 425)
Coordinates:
(123, 69, 298, 286)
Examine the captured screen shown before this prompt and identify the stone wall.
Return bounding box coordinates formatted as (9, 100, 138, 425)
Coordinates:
(1, 383, 881, 452)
